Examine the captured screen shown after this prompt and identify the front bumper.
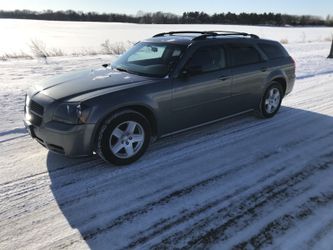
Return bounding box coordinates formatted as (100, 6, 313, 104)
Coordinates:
(24, 119, 96, 156)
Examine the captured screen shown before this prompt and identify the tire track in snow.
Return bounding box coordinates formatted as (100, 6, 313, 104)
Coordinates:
(56, 121, 332, 238)
(119, 132, 333, 249)
(147, 153, 333, 249)
(232, 192, 333, 250)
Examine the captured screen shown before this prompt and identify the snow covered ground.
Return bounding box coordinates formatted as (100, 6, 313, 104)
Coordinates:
(0, 19, 333, 55)
(1, 38, 333, 249)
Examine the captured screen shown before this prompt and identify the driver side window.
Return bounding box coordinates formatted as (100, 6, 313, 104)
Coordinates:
(186, 46, 226, 74)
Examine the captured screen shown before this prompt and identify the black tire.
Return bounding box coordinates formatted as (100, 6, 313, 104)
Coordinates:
(97, 110, 151, 165)
(259, 82, 283, 118)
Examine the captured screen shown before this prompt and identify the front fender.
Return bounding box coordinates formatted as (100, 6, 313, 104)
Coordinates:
(82, 79, 172, 145)
(87, 91, 159, 125)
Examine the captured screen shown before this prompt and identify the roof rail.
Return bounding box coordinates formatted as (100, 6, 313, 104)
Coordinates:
(153, 31, 217, 37)
(193, 31, 259, 40)
(152, 30, 259, 40)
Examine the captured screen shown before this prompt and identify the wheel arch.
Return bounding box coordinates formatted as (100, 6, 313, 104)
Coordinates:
(271, 77, 287, 96)
(265, 69, 288, 97)
(92, 104, 158, 149)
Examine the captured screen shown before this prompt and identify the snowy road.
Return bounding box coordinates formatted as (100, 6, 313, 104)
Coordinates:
(1, 42, 333, 249)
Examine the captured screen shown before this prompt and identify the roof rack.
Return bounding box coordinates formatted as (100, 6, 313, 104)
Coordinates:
(193, 31, 259, 40)
(153, 31, 216, 37)
(152, 30, 259, 40)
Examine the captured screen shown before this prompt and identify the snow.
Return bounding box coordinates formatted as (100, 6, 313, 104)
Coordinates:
(0, 19, 333, 54)
(1, 25, 333, 249)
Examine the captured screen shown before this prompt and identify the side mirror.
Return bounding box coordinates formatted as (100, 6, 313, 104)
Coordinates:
(179, 69, 190, 79)
(180, 65, 202, 78)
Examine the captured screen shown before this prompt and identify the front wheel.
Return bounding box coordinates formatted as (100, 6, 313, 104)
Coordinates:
(97, 110, 151, 165)
(259, 82, 283, 118)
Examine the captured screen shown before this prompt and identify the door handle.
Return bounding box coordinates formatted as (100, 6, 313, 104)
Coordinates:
(219, 76, 230, 81)
(261, 67, 268, 72)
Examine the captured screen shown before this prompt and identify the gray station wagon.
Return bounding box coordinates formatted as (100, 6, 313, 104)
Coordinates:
(24, 31, 296, 165)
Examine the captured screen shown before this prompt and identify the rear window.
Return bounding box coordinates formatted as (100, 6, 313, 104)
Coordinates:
(228, 44, 262, 67)
(258, 43, 286, 60)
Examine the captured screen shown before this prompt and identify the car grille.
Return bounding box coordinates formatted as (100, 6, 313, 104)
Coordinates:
(30, 100, 44, 115)
(28, 100, 44, 126)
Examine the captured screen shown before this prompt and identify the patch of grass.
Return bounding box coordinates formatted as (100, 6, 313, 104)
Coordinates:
(29, 39, 49, 58)
(29, 39, 64, 58)
(49, 48, 64, 57)
(71, 49, 99, 57)
(280, 39, 289, 44)
(2, 39, 134, 61)
(101, 40, 131, 55)
(0, 52, 33, 61)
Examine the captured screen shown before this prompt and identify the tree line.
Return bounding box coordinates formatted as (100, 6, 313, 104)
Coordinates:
(1, 9, 332, 26)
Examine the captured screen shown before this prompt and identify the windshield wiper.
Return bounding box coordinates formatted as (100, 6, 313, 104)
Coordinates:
(113, 65, 142, 76)
(114, 66, 129, 73)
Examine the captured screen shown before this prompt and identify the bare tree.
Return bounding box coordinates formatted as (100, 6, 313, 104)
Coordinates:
(29, 39, 48, 58)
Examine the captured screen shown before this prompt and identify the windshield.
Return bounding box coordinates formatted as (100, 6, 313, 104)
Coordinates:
(112, 42, 185, 78)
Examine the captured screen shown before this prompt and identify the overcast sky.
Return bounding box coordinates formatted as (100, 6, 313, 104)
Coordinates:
(0, 0, 332, 17)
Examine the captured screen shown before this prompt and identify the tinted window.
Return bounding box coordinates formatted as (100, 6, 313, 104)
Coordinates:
(228, 44, 261, 67)
(187, 46, 226, 74)
(258, 43, 286, 59)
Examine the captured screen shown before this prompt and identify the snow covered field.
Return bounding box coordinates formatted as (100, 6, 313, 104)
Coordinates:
(0, 19, 333, 55)
(1, 27, 333, 249)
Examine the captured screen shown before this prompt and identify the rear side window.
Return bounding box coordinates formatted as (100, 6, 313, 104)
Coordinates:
(258, 43, 286, 60)
(187, 46, 227, 73)
(228, 44, 262, 67)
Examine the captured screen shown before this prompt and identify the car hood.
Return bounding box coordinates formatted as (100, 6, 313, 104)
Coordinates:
(31, 67, 151, 100)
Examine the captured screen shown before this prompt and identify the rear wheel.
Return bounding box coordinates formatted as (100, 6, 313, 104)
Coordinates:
(97, 110, 151, 165)
(259, 82, 283, 118)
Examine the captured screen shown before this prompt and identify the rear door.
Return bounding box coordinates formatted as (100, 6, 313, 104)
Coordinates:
(226, 42, 269, 112)
(171, 45, 233, 131)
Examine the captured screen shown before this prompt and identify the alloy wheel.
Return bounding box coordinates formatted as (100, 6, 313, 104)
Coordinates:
(109, 121, 145, 159)
(264, 87, 281, 114)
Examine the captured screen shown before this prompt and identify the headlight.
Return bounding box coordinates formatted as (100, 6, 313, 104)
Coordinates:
(53, 102, 89, 124)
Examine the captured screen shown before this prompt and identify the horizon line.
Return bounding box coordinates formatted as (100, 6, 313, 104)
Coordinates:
(0, 8, 328, 18)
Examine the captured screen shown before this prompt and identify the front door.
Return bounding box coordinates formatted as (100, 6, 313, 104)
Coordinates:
(172, 45, 233, 131)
